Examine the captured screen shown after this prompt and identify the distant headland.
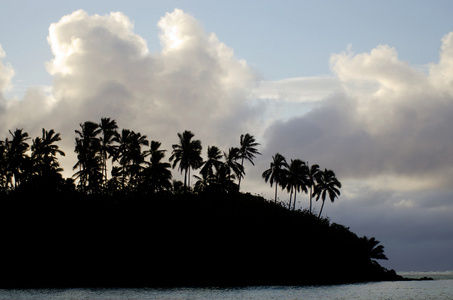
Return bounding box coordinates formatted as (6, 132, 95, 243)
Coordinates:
(0, 118, 419, 287)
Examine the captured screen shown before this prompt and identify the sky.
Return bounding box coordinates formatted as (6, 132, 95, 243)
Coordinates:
(1, 0, 453, 272)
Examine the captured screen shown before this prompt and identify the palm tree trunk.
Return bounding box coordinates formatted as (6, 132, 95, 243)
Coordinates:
(293, 190, 297, 211)
(238, 157, 244, 191)
(122, 164, 126, 190)
(102, 153, 106, 187)
(188, 168, 191, 187)
(288, 187, 293, 209)
(309, 186, 313, 213)
(104, 153, 108, 185)
(318, 200, 325, 218)
(274, 184, 278, 203)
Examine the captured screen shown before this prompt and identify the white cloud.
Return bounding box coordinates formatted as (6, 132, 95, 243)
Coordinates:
(1, 9, 263, 178)
(252, 77, 342, 103)
(2, 9, 453, 201)
(263, 33, 453, 195)
(1, 9, 453, 271)
(0, 45, 14, 93)
(248, 34, 453, 271)
(429, 32, 453, 95)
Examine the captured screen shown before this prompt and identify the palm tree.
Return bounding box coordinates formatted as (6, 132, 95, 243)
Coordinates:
(142, 140, 172, 193)
(113, 128, 133, 189)
(193, 173, 210, 193)
(238, 133, 261, 190)
(313, 168, 342, 218)
(212, 163, 238, 193)
(31, 128, 65, 177)
(127, 131, 149, 188)
(7, 129, 30, 188)
(106, 166, 123, 194)
(73, 121, 102, 193)
(199, 145, 223, 179)
(113, 129, 149, 189)
(262, 153, 288, 203)
(99, 117, 118, 185)
(307, 162, 321, 213)
(361, 236, 388, 262)
(223, 147, 244, 185)
(169, 130, 202, 189)
(170, 179, 184, 194)
(146, 140, 166, 163)
(0, 140, 8, 191)
(285, 159, 308, 211)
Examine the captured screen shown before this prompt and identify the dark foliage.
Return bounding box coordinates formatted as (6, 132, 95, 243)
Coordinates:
(0, 120, 400, 288)
(0, 190, 401, 288)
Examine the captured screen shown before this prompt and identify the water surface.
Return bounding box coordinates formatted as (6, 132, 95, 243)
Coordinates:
(1, 271, 451, 300)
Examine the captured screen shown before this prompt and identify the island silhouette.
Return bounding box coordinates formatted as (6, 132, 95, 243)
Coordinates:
(0, 118, 411, 287)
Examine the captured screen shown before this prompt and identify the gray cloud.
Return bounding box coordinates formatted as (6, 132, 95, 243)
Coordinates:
(1, 9, 453, 271)
(326, 188, 453, 271)
(255, 35, 453, 271)
(263, 36, 453, 193)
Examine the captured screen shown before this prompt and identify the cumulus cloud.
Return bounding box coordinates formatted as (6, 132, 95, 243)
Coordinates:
(2, 8, 453, 200)
(1, 9, 263, 176)
(263, 33, 453, 194)
(0, 46, 54, 133)
(429, 32, 453, 94)
(1, 8, 453, 271)
(252, 36, 453, 271)
(46, 9, 259, 142)
(252, 77, 342, 103)
(0, 45, 14, 100)
(0, 46, 14, 90)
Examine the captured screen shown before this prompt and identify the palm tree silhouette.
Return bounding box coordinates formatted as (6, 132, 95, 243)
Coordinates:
(170, 179, 184, 194)
(106, 166, 123, 193)
(169, 130, 202, 189)
(113, 129, 149, 189)
(127, 131, 149, 188)
(113, 128, 133, 189)
(31, 128, 65, 177)
(73, 121, 102, 193)
(223, 147, 244, 185)
(213, 163, 238, 193)
(238, 133, 261, 190)
(307, 163, 321, 214)
(195, 147, 242, 194)
(199, 145, 223, 180)
(262, 153, 288, 203)
(99, 118, 118, 186)
(313, 168, 341, 218)
(0, 140, 8, 191)
(142, 140, 172, 193)
(285, 159, 308, 211)
(7, 129, 30, 188)
(193, 172, 210, 193)
(361, 236, 388, 262)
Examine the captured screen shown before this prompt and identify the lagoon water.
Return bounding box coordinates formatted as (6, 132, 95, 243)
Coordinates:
(0, 272, 452, 300)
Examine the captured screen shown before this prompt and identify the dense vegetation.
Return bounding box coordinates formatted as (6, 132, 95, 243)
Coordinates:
(1, 117, 340, 216)
(0, 118, 401, 287)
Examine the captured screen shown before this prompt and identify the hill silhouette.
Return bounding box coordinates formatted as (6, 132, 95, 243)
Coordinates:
(0, 189, 401, 288)
(0, 122, 404, 287)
